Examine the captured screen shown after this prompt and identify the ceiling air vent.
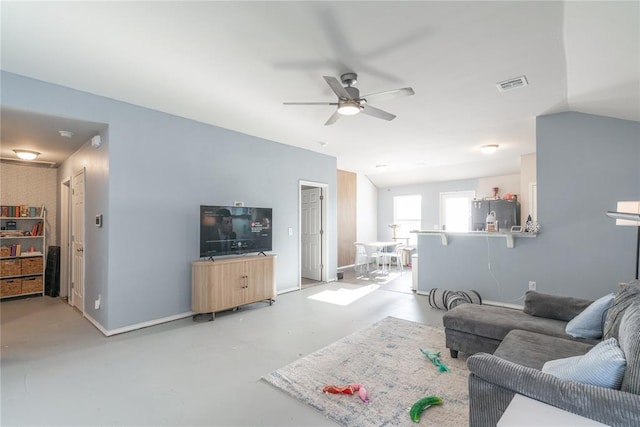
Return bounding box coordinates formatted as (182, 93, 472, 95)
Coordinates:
(496, 76, 528, 92)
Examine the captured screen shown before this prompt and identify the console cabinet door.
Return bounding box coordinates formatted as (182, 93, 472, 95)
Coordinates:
(245, 257, 275, 302)
(192, 262, 227, 313)
(223, 261, 247, 307)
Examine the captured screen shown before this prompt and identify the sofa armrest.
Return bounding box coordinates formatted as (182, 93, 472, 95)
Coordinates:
(467, 353, 640, 427)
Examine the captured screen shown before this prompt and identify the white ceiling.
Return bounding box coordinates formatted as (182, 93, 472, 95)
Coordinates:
(1, 1, 638, 187)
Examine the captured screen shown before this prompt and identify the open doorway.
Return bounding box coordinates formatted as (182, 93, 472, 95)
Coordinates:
(299, 181, 328, 288)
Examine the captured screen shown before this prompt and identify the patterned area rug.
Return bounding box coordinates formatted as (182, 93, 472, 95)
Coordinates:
(262, 316, 469, 426)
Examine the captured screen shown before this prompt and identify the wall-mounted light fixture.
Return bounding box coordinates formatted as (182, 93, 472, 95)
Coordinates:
(13, 150, 40, 160)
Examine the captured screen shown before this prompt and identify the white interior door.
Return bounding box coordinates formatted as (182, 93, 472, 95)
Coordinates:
(71, 169, 85, 312)
(61, 178, 71, 301)
(301, 187, 322, 281)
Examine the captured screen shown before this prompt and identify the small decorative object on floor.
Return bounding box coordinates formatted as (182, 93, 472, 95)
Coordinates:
(409, 395, 444, 423)
(420, 349, 450, 372)
(323, 383, 369, 403)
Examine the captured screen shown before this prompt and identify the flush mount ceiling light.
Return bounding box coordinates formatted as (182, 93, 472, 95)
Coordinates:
(375, 164, 388, 171)
(14, 149, 40, 160)
(337, 100, 361, 116)
(481, 144, 499, 154)
(58, 130, 74, 138)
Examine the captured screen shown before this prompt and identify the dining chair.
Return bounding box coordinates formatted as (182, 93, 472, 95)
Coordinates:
(380, 244, 405, 271)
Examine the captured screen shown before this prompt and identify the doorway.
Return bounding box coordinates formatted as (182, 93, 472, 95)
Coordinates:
(300, 181, 328, 288)
(61, 168, 86, 312)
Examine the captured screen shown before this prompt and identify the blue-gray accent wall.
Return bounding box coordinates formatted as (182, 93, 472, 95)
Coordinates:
(2, 71, 337, 331)
(416, 111, 639, 302)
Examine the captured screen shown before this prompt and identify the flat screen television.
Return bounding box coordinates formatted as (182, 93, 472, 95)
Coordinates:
(200, 205, 272, 258)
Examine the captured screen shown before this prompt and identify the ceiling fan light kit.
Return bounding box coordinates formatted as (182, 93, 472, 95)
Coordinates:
(284, 72, 414, 125)
(337, 101, 360, 115)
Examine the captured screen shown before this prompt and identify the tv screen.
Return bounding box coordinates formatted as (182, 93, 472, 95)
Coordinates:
(200, 205, 272, 258)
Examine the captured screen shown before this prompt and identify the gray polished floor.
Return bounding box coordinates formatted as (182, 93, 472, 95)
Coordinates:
(1, 268, 445, 426)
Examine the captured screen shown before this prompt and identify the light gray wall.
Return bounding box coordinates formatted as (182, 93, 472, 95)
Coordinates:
(2, 71, 337, 331)
(417, 112, 640, 303)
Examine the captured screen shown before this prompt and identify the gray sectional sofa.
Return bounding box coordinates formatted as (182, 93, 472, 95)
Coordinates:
(442, 285, 640, 426)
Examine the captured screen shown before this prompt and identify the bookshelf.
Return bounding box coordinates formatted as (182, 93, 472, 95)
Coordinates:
(0, 206, 46, 298)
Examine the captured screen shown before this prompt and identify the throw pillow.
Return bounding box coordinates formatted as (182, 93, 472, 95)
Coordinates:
(523, 291, 592, 321)
(542, 337, 626, 389)
(565, 293, 615, 339)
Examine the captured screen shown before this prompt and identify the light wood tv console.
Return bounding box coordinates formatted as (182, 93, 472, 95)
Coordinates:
(192, 254, 276, 321)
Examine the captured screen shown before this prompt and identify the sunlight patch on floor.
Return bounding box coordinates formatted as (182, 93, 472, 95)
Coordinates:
(307, 284, 381, 306)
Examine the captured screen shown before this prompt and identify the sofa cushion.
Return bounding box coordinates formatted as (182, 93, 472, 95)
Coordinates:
(494, 329, 593, 369)
(565, 293, 614, 339)
(618, 302, 640, 394)
(523, 291, 592, 321)
(443, 303, 599, 344)
(542, 337, 626, 389)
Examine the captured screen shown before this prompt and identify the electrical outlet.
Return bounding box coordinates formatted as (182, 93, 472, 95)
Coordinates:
(94, 294, 101, 310)
(528, 281, 536, 291)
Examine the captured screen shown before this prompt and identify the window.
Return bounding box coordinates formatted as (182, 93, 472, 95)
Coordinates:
(393, 195, 421, 245)
(439, 191, 475, 232)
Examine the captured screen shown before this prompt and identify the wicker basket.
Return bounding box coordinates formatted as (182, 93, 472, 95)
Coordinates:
(0, 246, 10, 258)
(1, 278, 22, 297)
(0, 259, 21, 277)
(21, 257, 43, 275)
(21, 276, 43, 294)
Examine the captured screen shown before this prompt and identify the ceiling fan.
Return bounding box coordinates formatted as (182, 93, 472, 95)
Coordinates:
(283, 73, 415, 125)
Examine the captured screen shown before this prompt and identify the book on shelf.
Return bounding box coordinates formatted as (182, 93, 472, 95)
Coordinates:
(0, 205, 45, 218)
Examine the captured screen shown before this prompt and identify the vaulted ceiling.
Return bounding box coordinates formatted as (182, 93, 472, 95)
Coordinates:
(1, 1, 638, 187)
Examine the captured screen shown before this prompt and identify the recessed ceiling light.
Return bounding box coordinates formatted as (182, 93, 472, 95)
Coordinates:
(481, 144, 499, 154)
(317, 141, 328, 147)
(58, 130, 74, 138)
(14, 149, 40, 160)
(375, 164, 388, 170)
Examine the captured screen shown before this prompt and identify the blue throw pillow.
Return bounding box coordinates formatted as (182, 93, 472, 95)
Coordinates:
(542, 337, 626, 389)
(565, 293, 614, 339)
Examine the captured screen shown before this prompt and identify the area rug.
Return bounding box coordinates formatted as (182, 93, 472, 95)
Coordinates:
(261, 316, 469, 426)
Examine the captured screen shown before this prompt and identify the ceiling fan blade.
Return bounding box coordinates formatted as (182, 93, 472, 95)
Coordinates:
(324, 110, 341, 126)
(360, 105, 396, 121)
(283, 102, 338, 105)
(323, 76, 353, 100)
(361, 87, 415, 103)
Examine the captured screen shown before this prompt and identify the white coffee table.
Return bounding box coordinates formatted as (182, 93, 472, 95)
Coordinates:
(497, 394, 609, 426)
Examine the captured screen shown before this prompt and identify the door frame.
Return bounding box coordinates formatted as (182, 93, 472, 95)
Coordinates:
(299, 180, 328, 288)
(60, 177, 72, 301)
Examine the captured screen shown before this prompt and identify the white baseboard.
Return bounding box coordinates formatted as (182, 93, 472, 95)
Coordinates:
(483, 300, 524, 310)
(86, 311, 193, 337)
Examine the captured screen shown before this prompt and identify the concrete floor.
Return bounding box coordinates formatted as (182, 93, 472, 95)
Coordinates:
(1, 268, 445, 426)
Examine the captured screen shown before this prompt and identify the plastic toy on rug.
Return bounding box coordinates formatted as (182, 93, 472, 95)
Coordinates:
(409, 395, 444, 422)
(322, 383, 370, 403)
(419, 349, 450, 372)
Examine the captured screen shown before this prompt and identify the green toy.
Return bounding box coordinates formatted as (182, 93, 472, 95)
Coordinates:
(420, 348, 450, 372)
